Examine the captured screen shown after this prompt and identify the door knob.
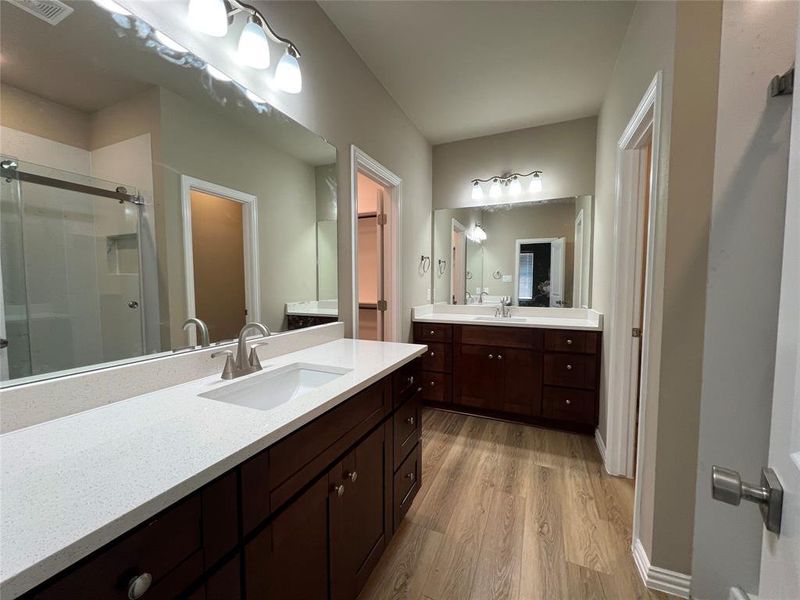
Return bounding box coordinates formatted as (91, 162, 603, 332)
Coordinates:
(711, 466, 783, 533)
(127, 573, 152, 599)
(127, 300, 139, 309)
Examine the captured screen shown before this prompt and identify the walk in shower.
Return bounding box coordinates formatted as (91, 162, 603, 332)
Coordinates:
(0, 157, 146, 382)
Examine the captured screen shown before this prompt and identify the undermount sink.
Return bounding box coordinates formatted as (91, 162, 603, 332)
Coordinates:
(473, 316, 528, 323)
(199, 363, 351, 411)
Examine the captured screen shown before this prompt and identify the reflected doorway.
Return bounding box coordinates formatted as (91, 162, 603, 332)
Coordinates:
(180, 176, 259, 345)
(356, 172, 390, 341)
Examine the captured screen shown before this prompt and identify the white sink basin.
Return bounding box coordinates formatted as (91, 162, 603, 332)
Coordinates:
(473, 316, 528, 323)
(199, 363, 351, 411)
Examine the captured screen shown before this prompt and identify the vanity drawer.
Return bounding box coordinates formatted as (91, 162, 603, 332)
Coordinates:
(394, 393, 421, 468)
(393, 358, 422, 408)
(393, 442, 421, 528)
(414, 322, 452, 343)
(544, 330, 599, 354)
(459, 325, 543, 350)
(542, 387, 596, 424)
(421, 371, 451, 403)
(421, 342, 452, 373)
(31, 496, 203, 599)
(543, 353, 597, 389)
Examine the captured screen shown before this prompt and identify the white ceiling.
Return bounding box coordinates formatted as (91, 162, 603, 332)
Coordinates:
(320, 0, 634, 144)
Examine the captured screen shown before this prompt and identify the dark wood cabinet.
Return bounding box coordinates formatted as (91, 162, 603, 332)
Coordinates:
(417, 323, 600, 434)
(245, 477, 329, 600)
(25, 360, 423, 600)
(329, 426, 389, 600)
(286, 314, 338, 330)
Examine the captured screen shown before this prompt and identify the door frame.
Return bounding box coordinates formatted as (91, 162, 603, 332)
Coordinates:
(350, 146, 402, 342)
(450, 218, 466, 304)
(574, 209, 585, 309)
(512, 237, 559, 306)
(180, 175, 260, 344)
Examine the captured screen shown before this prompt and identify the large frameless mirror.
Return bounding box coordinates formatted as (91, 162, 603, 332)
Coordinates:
(433, 196, 593, 309)
(0, 1, 338, 385)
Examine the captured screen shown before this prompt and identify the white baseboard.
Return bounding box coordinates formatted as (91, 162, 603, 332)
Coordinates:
(594, 428, 608, 466)
(632, 538, 691, 598)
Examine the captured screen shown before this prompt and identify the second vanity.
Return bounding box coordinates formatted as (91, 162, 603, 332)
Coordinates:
(1, 337, 426, 600)
(413, 306, 603, 433)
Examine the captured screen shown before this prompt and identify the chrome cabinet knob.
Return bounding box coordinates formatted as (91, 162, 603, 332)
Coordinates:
(407, 375, 415, 385)
(488, 354, 494, 359)
(566, 364, 573, 371)
(566, 338, 573, 345)
(405, 471, 415, 482)
(565, 399, 572, 405)
(497, 354, 503, 360)
(430, 351, 435, 357)
(127, 573, 152, 599)
(345, 471, 358, 483)
(429, 380, 435, 387)
(332, 483, 345, 497)
(429, 330, 435, 335)
(406, 416, 416, 426)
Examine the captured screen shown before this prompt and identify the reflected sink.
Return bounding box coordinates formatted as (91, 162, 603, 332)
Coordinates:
(473, 316, 528, 323)
(199, 363, 351, 411)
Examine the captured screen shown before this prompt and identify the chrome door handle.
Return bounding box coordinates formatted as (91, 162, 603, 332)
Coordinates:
(711, 466, 783, 533)
(127, 573, 152, 599)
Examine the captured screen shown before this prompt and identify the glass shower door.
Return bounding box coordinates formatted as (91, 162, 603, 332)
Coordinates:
(0, 157, 145, 382)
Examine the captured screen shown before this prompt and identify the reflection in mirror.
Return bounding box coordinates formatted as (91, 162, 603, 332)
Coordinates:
(0, 1, 337, 384)
(434, 197, 592, 308)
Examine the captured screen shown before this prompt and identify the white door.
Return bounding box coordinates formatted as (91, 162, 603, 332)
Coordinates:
(756, 41, 800, 599)
(549, 237, 566, 307)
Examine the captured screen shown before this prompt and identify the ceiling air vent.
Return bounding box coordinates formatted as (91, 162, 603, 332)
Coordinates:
(6, 0, 74, 25)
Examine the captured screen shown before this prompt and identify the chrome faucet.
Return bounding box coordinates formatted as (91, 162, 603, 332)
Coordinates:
(183, 317, 210, 347)
(211, 322, 272, 380)
(479, 291, 489, 304)
(494, 296, 513, 318)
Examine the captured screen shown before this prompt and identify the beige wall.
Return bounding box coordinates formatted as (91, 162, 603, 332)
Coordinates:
(123, 0, 433, 343)
(0, 84, 91, 149)
(432, 116, 597, 210)
(594, 0, 722, 576)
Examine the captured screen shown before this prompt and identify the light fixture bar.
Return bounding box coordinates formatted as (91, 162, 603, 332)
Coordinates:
(226, 0, 301, 56)
(470, 170, 542, 185)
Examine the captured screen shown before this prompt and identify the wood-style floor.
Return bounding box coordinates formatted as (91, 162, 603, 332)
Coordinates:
(359, 409, 676, 600)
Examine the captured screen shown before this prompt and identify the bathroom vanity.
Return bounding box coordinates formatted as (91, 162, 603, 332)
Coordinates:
(2, 339, 425, 600)
(413, 308, 602, 433)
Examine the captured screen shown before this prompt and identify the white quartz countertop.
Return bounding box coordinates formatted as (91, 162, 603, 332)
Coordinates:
(412, 309, 602, 331)
(0, 339, 426, 599)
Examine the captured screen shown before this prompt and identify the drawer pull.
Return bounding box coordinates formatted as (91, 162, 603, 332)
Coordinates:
(405, 471, 416, 482)
(429, 380, 436, 387)
(429, 330, 436, 335)
(497, 354, 503, 360)
(406, 416, 416, 426)
(488, 354, 494, 359)
(345, 470, 358, 483)
(332, 483, 345, 497)
(566, 364, 573, 371)
(430, 351, 435, 357)
(127, 573, 152, 600)
(565, 399, 572, 405)
(566, 338, 573, 345)
(407, 375, 415, 385)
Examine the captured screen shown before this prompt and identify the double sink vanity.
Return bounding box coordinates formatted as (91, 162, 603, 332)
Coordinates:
(1, 333, 426, 600)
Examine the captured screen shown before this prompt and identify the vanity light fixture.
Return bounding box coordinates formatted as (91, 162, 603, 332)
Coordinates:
(188, 0, 228, 37)
(92, 0, 131, 16)
(188, 0, 303, 94)
(470, 170, 543, 200)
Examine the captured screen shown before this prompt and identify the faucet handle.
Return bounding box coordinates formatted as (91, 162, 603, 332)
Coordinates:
(211, 350, 236, 380)
(248, 341, 270, 369)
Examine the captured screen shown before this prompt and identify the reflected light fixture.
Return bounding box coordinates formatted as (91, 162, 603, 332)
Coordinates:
(489, 178, 502, 199)
(206, 64, 232, 82)
(471, 181, 483, 201)
(92, 0, 131, 16)
(529, 171, 543, 193)
(470, 170, 543, 200)
(188, 0, 228, 37)
(238, 15, 271, 69)
(153, 31, 188, 53)
(275, 47, 302, 94)
(467, 224, 487, 243)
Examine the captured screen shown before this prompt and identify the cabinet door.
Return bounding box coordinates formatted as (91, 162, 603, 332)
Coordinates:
(500, 348, 543, 416)
(454, 344, 503, 410)
(329, 426, 388, 600)
(244, 477, 328, 600)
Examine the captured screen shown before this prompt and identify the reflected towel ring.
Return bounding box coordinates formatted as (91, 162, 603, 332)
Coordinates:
(419, 255, 431, 273)
(438, 259, 447, 275)
(466, 270, 473, 280)
(492, 270, 502, 280)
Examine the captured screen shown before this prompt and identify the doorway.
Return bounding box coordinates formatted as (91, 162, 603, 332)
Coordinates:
(450, 219, 466, 304)
(513, 237, 566, 307)
(351, 147, 401, 342)
(180, 176, 259, 344)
